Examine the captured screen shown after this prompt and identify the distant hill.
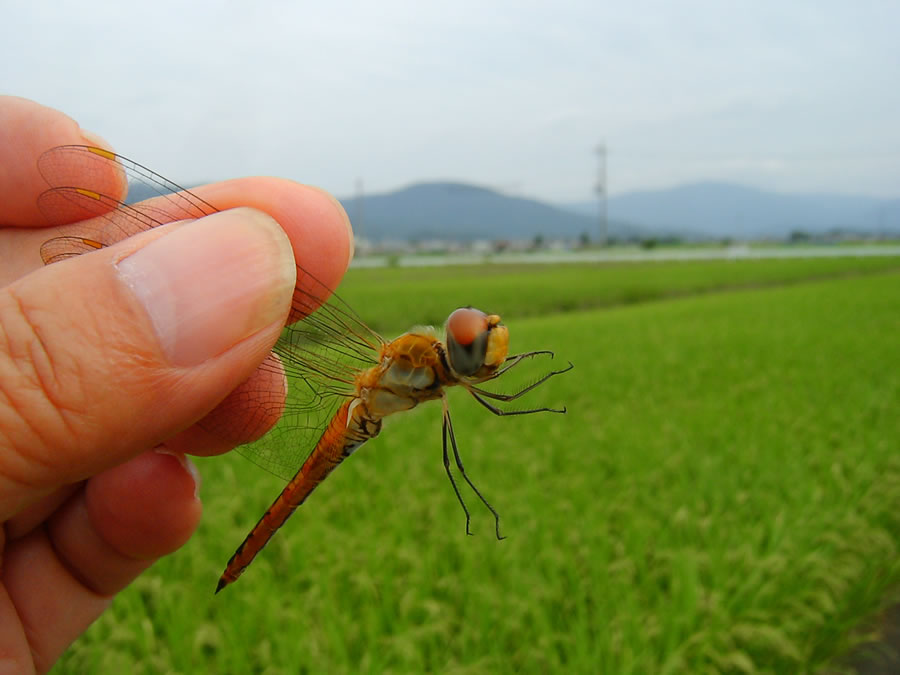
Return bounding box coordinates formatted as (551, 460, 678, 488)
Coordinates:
(126, 179, 624, 241)
(566, 182, 900, 238)
(126, 177, 900, 241)
(337, 182, 644, 242)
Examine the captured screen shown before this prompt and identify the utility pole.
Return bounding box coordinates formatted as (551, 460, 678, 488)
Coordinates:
(354, 177, 365, 242)
(595, 143, 607, 246)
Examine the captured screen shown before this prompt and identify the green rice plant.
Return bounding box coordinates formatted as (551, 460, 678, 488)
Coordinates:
(55, 264, 899, 674)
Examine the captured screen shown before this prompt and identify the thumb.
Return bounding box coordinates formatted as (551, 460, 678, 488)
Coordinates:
(0, 207, 296, 519)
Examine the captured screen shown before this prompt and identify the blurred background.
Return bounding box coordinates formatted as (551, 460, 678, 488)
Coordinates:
(4, 2, 899, 672)
(5, 1, 899, 254)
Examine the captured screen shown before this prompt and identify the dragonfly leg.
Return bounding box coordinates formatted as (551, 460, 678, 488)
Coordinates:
(470, 391, 567, 416)
(443, 397, 504, 540)
(470, 361, 573, 403)
(442, 409, 472, 536)
(492, 350, 557, 377)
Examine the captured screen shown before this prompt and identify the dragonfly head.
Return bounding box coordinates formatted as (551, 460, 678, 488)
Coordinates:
(445, 307, 509, 380)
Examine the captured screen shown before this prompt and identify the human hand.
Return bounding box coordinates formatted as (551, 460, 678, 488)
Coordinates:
(0, 96, 352, 673)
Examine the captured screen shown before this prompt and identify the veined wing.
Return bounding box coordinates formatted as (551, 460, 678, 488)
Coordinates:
(38, 145, 217, 262)
(37, 145, 383, 480)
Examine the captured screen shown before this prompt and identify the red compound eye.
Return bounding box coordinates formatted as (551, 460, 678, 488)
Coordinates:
(446, 307, 488, 346)
(445, 307, 493, 377)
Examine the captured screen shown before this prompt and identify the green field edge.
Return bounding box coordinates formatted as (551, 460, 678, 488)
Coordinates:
(509, 262, 900, 319)
(339, 256, 900, 335)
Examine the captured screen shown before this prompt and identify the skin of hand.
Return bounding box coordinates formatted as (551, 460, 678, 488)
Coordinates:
(0, 96, 353, 673)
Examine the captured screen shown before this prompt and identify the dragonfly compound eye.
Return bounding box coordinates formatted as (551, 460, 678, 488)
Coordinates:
(446, 307, 492, 377)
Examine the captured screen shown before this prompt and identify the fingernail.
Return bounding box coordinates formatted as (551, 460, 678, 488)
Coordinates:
(116, 208, 296, 365)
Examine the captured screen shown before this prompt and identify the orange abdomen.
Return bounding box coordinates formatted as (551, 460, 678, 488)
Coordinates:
(216, 399, 361, 592)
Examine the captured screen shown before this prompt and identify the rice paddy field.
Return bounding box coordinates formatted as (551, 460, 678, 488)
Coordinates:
(57, 254, 900, 674)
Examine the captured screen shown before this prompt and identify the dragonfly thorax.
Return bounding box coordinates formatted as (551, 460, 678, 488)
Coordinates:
(353, 331, 448, 423)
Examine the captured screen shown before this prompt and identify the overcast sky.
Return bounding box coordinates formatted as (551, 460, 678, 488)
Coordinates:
(3, 1, 898, 203)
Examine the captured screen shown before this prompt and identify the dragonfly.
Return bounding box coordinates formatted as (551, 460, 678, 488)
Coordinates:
(36, 145, 573, 593)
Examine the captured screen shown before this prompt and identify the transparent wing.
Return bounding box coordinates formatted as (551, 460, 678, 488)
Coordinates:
(38, 145, 217, 261)
(38, 145, 383, 481)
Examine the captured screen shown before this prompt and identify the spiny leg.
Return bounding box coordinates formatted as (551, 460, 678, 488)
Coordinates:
(470, 391, 567, 416)
(471, 360, 574, 403)
(443, 396, 504, 540)
(493, 350, 558, 377)
(443, 409, 472, 536)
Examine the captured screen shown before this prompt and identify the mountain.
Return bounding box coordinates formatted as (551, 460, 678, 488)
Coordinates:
(566, 183, 900, 238)
(127, 177, 899, 242)
(337, 182, 643, 242)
